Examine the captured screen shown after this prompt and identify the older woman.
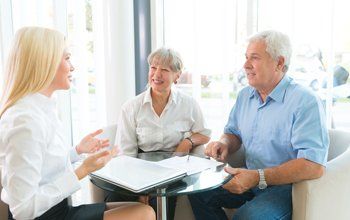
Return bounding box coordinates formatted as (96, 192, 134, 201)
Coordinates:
(105, 47, 211, 220)
(117, 47, 211, 156)
(0, 27, 155, 220)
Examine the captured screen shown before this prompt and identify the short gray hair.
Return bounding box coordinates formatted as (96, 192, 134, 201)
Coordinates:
(248, 30, 292, 73)
(147, 47, 184, 73)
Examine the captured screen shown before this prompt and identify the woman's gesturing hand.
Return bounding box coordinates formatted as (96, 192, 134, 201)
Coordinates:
(75, 148, 118, 180)
(76, 129, 110, 154)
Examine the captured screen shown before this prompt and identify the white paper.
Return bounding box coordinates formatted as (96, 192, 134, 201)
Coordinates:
(156, 155, 224, 175)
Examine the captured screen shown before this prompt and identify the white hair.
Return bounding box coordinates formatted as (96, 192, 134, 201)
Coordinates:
(147, 47, 184, 73)
(248, 30, 292, 73)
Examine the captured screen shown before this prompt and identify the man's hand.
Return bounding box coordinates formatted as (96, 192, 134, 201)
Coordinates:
(205, 141, 229, 162)
(76, 129, 110, 154)
(222, 167, 259, 194)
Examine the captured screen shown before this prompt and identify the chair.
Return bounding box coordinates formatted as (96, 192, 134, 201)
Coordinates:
(0, 166, 9, 219)
(292, 129, 350, 220)
(89, 124, 118, 203)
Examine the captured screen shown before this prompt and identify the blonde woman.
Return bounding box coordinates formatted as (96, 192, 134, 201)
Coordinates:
(0, 27, 155, 220)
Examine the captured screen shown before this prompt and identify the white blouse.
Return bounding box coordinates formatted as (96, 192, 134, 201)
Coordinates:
(0, 93, 81, 219)
(117, 87, 211, 156)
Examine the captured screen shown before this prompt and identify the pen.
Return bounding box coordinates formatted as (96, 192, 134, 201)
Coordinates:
(185, 137, 194, 162)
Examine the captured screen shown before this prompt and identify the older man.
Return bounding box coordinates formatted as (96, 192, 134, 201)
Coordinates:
(189, 30, 329, 220)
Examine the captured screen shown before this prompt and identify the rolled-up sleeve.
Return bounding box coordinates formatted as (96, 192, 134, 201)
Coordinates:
(1, 115, 80, 219)
(292, 96, 329, 166)
(224, 95, 242, 139)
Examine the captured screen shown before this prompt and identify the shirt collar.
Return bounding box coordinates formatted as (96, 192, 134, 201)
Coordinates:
(143, 87, 153, 105)
(249, 74, 291, 103)
(268, 74, 291, 103)
(28, 93, 57, 112)
(142, 86, 178, 106)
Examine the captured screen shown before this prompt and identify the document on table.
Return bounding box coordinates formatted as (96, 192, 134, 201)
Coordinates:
(91, 155, 186, 193)
(156, 155, 224, 175)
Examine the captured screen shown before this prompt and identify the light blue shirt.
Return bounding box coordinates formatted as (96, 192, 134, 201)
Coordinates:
(224, 75, 329, 169)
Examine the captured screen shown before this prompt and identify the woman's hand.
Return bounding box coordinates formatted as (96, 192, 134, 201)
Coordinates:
(174, 139, 192, 153)
(75, 148, 118, 180)
(76, 129, 110, 154)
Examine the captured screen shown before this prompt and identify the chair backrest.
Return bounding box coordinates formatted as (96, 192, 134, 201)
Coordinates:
(228, 145, 245, 168)
(0, 167, 9, 219)
(327, 129, 350, 161)
(96, 124, 118, 148)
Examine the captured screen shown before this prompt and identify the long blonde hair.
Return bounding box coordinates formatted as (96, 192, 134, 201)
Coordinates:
(0, 27, 65, 117)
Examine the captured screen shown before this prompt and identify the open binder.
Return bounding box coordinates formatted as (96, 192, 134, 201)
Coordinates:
(90, 155, 187, 193)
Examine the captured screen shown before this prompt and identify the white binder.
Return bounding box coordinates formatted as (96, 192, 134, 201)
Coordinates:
(90, 155, 187, 193)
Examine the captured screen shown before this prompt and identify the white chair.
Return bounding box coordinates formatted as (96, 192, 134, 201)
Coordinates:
(292, 129, 350, 220)
(0, 167, 9, 219)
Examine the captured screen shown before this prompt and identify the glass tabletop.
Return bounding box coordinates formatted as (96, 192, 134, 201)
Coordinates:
(90, 151, 232, 197)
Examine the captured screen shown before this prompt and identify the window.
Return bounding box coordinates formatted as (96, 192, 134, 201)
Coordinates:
(161, 0, 255, 139)
(159, 0, 350, 137)
(257, 0, 350, 130)
(11, 0, 55, 30)
(67, 0, 98, 144)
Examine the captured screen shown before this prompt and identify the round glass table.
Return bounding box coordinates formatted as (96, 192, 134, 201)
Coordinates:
(90, 152, 232, 220)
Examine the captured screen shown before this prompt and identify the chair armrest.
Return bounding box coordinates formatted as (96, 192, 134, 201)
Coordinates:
(292, 149, 350, 220)
(227, 146, 245, 168)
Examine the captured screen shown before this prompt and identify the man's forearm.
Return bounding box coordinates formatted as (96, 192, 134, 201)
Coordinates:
(220, 133, 241, 154)
(264, 158, 324, 185)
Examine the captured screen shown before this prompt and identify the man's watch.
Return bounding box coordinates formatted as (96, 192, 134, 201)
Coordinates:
(257, 169, 267, 189)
